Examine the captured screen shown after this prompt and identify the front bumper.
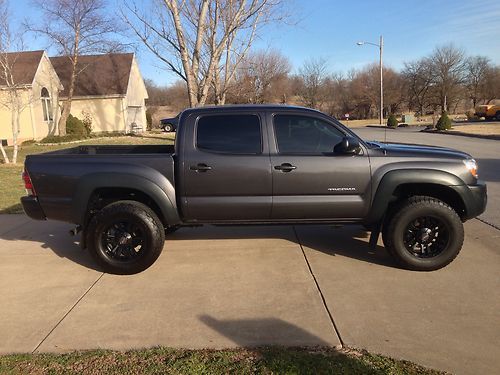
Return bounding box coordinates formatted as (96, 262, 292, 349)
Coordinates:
(20, 196, 46, 221)
(455, 181, 487, 220)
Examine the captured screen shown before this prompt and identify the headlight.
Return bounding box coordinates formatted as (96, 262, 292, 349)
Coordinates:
(463, 159, 478, 179)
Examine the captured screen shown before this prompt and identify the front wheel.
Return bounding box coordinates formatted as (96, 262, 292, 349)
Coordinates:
(495, 111, 500, 121)
(163, 123, 174, 132)
(86, 201, 165, 274)
(383, 196, 464, 271)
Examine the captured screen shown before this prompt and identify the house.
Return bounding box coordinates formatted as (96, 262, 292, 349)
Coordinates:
(50, 53, 149, 134)
(0, 50, 62, 145)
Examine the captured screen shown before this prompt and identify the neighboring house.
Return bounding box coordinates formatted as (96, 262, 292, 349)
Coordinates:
(0, 50, 62, 145)
(50, 53, 149, 134)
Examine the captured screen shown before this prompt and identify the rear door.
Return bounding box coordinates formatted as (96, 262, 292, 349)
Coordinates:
(269, 112, 371, 220)
(181, 112, 272, 221)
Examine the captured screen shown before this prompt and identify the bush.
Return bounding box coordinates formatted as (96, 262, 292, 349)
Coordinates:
(387, 114, 398, 128)
(40, 134, 86, 144)
(66, 114, 89, 136)
(21, 139, 36, 146)
(81, 111, 93, 135)
(146, 109, 153, 131)
(436, 111, 452, 130)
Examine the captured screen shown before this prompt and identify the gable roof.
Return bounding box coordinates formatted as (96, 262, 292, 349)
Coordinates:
(50, 53, 134, 98)
(0, 50, 44, 87)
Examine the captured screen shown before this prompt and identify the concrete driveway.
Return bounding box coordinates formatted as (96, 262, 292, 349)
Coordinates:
(1, 213, 499, 375)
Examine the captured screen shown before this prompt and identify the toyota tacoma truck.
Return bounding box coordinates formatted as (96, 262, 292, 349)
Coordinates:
(21, 105, 487, 274)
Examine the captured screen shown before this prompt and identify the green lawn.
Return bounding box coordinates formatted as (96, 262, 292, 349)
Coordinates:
(0, 347, 444, 375)
(0, 134, 175, 214)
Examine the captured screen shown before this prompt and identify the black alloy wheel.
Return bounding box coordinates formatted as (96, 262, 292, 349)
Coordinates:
(86, 201, 165, 274)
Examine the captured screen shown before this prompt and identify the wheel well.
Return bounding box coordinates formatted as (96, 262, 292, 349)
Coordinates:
(391, 183, 466, 219)
(86, 188, 166, 226)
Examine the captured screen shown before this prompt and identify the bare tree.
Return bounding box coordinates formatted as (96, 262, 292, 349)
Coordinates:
(29, 0, 121, 135)
(402, 58, 435, 116)
(0, 0, 31, 163)
(230, 49, 290, 103)
(123, 0, 287, 107)
(482, 65, 500, 104)
(465, 56, 491, 107)
(297, 57, 328, 109)
(429, 44, 466, 112)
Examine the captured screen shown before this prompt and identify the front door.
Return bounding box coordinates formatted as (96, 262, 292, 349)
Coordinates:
(269, 113, 371, 220)
(182, 113, 272, 221)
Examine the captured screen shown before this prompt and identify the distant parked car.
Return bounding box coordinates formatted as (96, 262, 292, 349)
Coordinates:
(160, 114, 179, 132)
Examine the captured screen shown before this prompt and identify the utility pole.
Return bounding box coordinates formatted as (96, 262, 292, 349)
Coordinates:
(357, 35, 384, 125)
(379, 35, 383, 125)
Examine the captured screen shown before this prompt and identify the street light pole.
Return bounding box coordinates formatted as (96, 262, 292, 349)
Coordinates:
(357, 35, 384, 125)
(379, 35, 383, 126)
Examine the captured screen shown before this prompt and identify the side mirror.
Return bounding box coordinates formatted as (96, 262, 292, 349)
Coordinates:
(334, 136, 361, 155)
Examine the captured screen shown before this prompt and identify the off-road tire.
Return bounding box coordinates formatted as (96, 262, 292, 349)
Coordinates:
(384, 196, 464, 271)
(86, 200, 165, 274)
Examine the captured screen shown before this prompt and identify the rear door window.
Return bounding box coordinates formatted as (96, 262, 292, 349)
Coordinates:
(196, 114, 262, 154)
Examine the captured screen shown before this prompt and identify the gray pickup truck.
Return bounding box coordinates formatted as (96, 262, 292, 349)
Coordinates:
(21, 105, 487, 274)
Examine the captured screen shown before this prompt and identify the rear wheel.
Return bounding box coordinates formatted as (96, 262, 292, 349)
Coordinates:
(495, 111, 500, 121)
(163, 123, 174, 132)
(86, 201, 165, 274)
(383, 196, 464, 271)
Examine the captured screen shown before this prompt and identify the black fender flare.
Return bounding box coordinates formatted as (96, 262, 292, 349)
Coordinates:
(72, 172, 181, 226)
(365, 169, 466, 224)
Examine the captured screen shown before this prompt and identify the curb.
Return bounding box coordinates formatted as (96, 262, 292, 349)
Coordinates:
(420, 129, 500, 141)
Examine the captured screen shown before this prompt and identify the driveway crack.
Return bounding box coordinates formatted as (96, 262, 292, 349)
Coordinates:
(32, 272, 104, 353)
(292, 226, 344, 347)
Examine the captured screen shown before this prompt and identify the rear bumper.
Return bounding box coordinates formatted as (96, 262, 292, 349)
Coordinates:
(20, 196, 46, 221)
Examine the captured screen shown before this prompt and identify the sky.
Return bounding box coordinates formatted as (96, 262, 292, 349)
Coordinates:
(8, 0, 500, 86)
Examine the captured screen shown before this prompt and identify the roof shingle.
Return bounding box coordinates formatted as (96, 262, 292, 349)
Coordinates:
(50, 53, 134, 97)
(0, 50, 44, 87)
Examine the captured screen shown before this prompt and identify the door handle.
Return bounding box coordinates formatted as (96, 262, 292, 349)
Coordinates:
(274, 163, 297, 172)
(190, 163, 212, 172)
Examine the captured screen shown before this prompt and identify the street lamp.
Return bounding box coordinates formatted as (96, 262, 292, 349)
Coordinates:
(357, 35, 384, 125)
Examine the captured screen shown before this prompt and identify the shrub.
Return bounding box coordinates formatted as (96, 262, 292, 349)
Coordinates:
(387, 114, 398, 128)
(40, 134, 85, 144)
(436, 111, 452, 130)
(146, 109, 153, 131)
(21, 139, 36, 146)
(81, 111, 93, 135)
(66, 114, 88, 136)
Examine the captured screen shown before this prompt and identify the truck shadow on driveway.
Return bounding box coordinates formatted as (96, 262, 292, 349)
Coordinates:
(169, 224, 397, 269)
(0, 219, 397, 272)
(199, 314, 334, 347)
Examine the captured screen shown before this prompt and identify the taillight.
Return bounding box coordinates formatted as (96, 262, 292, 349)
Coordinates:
(22, 169, 36, 196)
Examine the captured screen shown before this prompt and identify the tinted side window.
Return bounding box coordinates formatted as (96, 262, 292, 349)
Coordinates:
(274, 115, 344, 154)
(197, 115, 262, 154)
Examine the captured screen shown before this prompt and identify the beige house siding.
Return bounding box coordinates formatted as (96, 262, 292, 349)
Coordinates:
(0, 52, 61, 144)
(69, 97, 127, 133)
(0, 89, 33, 143)
(31, 54, 61, 139)
(124, 56, 149, 131)
(68, 56, 148, 133)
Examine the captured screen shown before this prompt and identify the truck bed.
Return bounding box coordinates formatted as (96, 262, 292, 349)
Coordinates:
(25, 143, 176, 224)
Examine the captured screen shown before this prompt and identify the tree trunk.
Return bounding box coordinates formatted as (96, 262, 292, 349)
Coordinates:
(58, 55, 79, 135)
(0, 143, 9, 164)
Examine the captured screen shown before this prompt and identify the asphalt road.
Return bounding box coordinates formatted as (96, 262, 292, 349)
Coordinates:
(352, 126, 500, 228)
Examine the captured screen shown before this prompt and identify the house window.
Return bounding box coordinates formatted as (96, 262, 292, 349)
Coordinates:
(41, 88, 53, 122)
